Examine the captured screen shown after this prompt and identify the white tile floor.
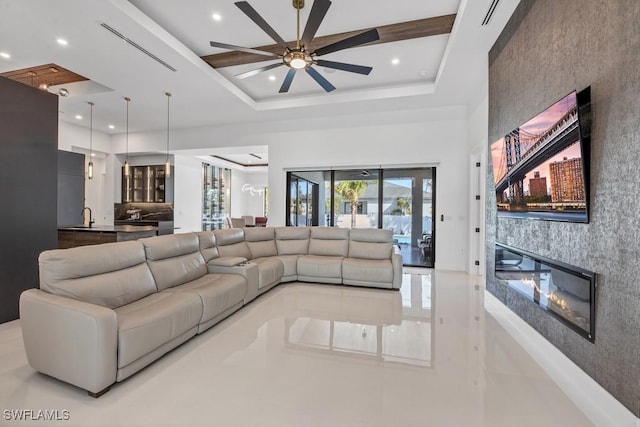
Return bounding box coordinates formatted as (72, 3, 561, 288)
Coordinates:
(0, 269, 598, 426)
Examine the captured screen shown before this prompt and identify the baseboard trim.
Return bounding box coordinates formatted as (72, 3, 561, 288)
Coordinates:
(484, 291, 638, 427)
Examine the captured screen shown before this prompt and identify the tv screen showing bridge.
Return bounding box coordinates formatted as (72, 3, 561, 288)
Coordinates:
(491, 91, 587, 222)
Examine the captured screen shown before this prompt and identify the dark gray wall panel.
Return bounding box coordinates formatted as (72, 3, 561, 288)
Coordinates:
(486, 0, 640, 415)
(58, 150, 85, 226)
(0, 77, 58, 323)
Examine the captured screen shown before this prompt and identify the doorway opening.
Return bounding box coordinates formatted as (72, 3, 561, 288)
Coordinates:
(285, 167, 435, 267)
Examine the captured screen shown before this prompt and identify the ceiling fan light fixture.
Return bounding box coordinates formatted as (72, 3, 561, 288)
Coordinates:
(210, 0, 379, 93)
(284, 50, 311, 70)
(290, 58, 307, 69)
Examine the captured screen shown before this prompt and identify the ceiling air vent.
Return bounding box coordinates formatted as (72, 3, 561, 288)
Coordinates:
(481, 0, 500, 26)
(100, 23, 177, 72)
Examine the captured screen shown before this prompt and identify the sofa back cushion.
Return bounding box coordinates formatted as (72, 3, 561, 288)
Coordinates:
(244, 227, 277, 258)
(214, 228, 252, 259)
(308, 227, 349, 257)
(39, 241, 157, 309)
(348, 228, 393, 260)
(141, 233, 207, 291)
(275, 227, 310, 255)
(196, 231, 219, 262)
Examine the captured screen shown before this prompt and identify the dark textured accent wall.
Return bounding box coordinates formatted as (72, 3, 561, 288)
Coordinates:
(58, 150, 85, 227)
(0, 77, 58, 323)
(486, 0, 640, 416)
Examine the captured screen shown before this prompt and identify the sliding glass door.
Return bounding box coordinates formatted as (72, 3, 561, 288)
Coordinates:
(286, 167, 435, 267)
(382, 169, 435, 267)
(334, 169, 379, 229)
(287, 173, 319, 226)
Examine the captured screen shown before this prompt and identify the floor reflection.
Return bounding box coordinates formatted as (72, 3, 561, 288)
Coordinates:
(0, 269, 596, 427)
(282, 272, 433, 367)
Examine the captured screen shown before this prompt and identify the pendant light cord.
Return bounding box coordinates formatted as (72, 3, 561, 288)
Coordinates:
(88, 101, 94, 156)
(125, 97, 130, 162)
(165, 92, 171, 162)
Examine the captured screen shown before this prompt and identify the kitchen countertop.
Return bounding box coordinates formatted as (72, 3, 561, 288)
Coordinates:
(58, 225, 173, 233)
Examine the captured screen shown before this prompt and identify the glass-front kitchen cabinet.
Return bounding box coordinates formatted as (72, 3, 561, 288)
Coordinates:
(122, 165, 173, 203)
(202, 163, 231, 230)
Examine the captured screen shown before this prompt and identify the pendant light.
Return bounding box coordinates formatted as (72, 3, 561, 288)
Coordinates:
(165, 92, 171, 177)
(123, 97, 131, 176)
(88, 101, 94, 180)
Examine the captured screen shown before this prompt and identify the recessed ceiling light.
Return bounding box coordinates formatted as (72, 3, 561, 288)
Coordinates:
(268, 75, 276, 81)
(56, 38, 68, 46)
(212, 13, 222, 21)
(391, 58, 400, 65)
(108, 124, 115, 130)
(75, 115, 82, 120)
(0, 52, 10, 59)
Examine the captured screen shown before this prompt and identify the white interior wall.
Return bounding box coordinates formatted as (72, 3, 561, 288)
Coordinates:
(58, 105, 474, 272)
(266, 107, 469, 272)
(173, 155, 203, 233)
(241, 171, 269, 218)
(230, 169, 247, 218)
(466, 69, 489, 275)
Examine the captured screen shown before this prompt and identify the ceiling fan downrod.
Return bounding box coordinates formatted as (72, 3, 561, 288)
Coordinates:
(287, 0, 311, 70)
(293, 0, 304, 49)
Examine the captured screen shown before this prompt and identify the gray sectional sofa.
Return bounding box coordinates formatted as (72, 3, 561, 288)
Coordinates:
(19, 226, 402, 397)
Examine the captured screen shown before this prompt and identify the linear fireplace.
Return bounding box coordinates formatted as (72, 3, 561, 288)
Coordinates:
(494, 243, 596, 342)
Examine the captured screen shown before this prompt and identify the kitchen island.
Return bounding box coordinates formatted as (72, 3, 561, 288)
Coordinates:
(58, 225, 174, 249)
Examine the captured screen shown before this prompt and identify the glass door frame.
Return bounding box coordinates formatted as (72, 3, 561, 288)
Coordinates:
(285, 168, 436, 267)
(286, 173, 320, 226)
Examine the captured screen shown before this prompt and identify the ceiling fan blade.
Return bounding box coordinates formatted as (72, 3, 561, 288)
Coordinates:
(313, 28, 380, 57)
(315, 59, 372, 75)
(235, 1, 289, 49)
(306, 67, 336, 92)
(235, 62, 284, 79)
(301, 0, 332, 47)
(279, 69, 296, 93)
(209, 41, 279, 58)
(203, 15, 456, 69)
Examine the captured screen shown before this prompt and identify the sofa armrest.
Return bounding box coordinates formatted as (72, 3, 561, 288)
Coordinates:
(391, 252, 403, 290)
(208, 256, 248, 267)
(207, 262, 259, 304)
(19, 289, 118, 395)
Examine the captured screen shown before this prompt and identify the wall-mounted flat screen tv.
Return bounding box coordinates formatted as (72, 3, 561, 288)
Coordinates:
(491, 88, 591, 222)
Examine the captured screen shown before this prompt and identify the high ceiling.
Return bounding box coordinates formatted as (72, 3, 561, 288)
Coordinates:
(0, 0, 519, 137)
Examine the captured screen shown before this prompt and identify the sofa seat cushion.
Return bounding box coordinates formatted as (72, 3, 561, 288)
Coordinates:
(342, 258, 394, 287)
(164, 274, 247, 324)
(252, 258, 284, 289)
(297, 255, 343, 283)
(273, 255, 300, 281)
(115, 292, 202, 368)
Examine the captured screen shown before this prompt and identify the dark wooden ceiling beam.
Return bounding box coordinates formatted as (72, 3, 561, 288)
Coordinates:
(202, 14, 456, 69)
(1, 63, 88, 88)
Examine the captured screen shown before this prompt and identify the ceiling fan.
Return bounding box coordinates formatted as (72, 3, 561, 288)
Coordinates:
(209, 0, 380, 93)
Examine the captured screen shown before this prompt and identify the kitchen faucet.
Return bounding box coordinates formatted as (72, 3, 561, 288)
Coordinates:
(82, 207, 94, 228)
